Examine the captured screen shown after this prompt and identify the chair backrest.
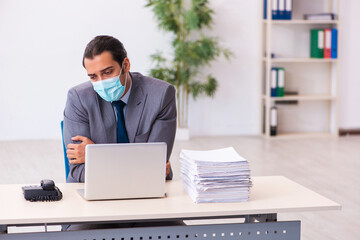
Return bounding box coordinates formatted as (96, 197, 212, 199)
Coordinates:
(60, 121, 70, 180)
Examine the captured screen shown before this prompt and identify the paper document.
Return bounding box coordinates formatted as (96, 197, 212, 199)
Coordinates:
(180, 147, 252, 203)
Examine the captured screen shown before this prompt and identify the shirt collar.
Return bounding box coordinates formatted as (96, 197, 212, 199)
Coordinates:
(120, 73, 132, 104)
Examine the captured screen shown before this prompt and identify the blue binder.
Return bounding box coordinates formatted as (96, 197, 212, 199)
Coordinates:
(278, 0, 285, 20)
(271, 68, 277, 97)
(285, 0, 292, 20)
(331, 28, 338, 59)
(272, 0, 279, 20)
(264, 0, 267, 19)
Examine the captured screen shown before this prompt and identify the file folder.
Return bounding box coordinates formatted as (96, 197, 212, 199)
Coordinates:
(271, 68, 277, 97)
(264, 0, 267, 19)
(285, 0, 292, 20)
(324, 28, 332, 59)
(272, 0, 278, 19)
(277, 68, 285, 97)
(278, 0, 285, 20)
(331, 28, 338, 59)
(310, 29, 324, 58)
(304, 13, 336, 20)
(270, 106, 278, 136)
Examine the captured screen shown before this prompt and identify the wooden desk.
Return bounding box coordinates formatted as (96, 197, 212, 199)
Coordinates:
(0, 176, 341, 240)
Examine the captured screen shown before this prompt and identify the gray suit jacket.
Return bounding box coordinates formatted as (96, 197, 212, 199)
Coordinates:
(63, 72, 177, 183)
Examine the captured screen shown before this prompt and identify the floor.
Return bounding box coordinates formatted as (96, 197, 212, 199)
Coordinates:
(0, 136, 359, 240)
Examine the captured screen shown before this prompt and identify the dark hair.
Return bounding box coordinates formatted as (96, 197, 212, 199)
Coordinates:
(82, 35, 127, 68)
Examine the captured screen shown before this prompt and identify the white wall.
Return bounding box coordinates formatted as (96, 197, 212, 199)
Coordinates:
(188, 0, 262, 136)
(338, 0, 360, 129)
(0, 0, 172, 140)
(0, 0, 358, 140)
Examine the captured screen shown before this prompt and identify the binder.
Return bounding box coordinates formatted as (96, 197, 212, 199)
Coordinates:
(270, 106, 278, 136)
(271, 68, 277, 97)
(310, 29, 324, 58)
(331, 28, 338, 59)
(277, 68, 285, 97)
(264, 0, 267, 19)
(285, 0, 292, 20)
(304, 13, 335, 20)
(324, 28, 332, 58)
(278, 0, 285, 20)
(272, 0, 278, 19)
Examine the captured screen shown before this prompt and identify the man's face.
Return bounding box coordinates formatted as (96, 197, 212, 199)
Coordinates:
(84, 51, 121, 82)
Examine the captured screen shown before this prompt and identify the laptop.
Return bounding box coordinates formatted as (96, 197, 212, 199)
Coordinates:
(77, 143, 167, 201)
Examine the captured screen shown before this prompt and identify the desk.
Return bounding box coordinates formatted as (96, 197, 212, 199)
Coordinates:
(0, 176, 340, 240)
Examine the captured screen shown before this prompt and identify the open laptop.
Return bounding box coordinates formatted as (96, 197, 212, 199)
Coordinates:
(77, 143, 167, 201)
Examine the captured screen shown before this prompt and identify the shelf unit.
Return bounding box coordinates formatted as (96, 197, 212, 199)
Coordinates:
(261, 0, 340, 138)
(263, 57, 338, 63)
(265, 20, 339, 25)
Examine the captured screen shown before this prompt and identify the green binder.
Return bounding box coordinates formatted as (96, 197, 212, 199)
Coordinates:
(310, 29, 324, 58)
(276, 68, 285, 97)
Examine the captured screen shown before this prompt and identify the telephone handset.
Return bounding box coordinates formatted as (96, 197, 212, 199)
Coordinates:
(22, 179, 63, 202)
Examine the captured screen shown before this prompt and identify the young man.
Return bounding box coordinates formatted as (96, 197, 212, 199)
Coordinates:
(63, 35, 176, 182)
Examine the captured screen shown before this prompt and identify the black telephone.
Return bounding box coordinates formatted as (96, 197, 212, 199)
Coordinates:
(22, 179, 63, 202)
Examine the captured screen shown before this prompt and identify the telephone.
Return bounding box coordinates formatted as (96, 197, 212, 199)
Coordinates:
(22, 179, 63, 202)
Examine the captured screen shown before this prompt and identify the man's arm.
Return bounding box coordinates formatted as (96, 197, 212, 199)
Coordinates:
(147, 84, 177, 180)
(63, 88, 91, 183)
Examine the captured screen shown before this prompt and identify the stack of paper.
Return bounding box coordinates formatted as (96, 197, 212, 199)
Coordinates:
(180, 147, 252, 203)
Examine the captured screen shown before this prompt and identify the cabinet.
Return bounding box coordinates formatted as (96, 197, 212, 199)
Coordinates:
(261, 0, 340, 138)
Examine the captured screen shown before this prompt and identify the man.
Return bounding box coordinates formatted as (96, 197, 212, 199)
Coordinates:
(63, 35, 177, 182)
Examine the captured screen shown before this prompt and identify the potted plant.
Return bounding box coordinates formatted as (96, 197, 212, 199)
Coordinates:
(146, 0, 232, 139)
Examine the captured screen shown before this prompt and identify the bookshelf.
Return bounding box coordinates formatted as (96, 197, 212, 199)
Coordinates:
(261, 0, 340, 138)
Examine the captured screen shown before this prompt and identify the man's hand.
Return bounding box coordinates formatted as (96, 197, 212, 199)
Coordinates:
(166, 161, 171, 177)
(66, 136, 94, 164)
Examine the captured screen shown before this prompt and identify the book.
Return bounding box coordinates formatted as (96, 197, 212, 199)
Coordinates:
(310, 29, 324, 58)
(304, 13, 336, 21)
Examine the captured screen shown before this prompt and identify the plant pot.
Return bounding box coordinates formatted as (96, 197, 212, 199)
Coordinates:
(176, 128, 190, 141)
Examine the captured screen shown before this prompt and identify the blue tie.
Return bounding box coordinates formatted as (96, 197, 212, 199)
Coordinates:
(113, 100, 129, 143)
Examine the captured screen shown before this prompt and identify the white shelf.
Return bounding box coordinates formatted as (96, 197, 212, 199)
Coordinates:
(263, 57, 338, 63)
(262, 95, 336, 101)
(263, 20, 339, 25)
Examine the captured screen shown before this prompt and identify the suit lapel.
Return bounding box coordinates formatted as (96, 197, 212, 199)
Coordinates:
(126, 74, 147, 143)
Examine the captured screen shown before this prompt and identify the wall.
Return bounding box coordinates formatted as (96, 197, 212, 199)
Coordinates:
(0, 0, 358, 140)
(188, 0, 262, 136)
(0, 0, 172, 140)
(338, 0, 360, 129)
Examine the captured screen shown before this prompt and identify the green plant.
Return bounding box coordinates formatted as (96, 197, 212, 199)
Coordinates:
(146, 0, 232, 128)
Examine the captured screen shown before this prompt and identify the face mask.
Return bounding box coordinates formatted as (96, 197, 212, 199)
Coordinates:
(91, 68, 127, 102)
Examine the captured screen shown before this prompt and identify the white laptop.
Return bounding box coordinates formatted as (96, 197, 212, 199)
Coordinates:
(77, 143, 167, 201)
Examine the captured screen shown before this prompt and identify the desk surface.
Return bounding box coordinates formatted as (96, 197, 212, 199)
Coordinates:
(0, 176, 340, 225)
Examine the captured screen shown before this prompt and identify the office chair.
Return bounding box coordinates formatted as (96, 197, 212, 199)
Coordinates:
(60, 121, 70, 180)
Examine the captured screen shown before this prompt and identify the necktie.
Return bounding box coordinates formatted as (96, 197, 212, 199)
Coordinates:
(113, 100, 129, 143)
